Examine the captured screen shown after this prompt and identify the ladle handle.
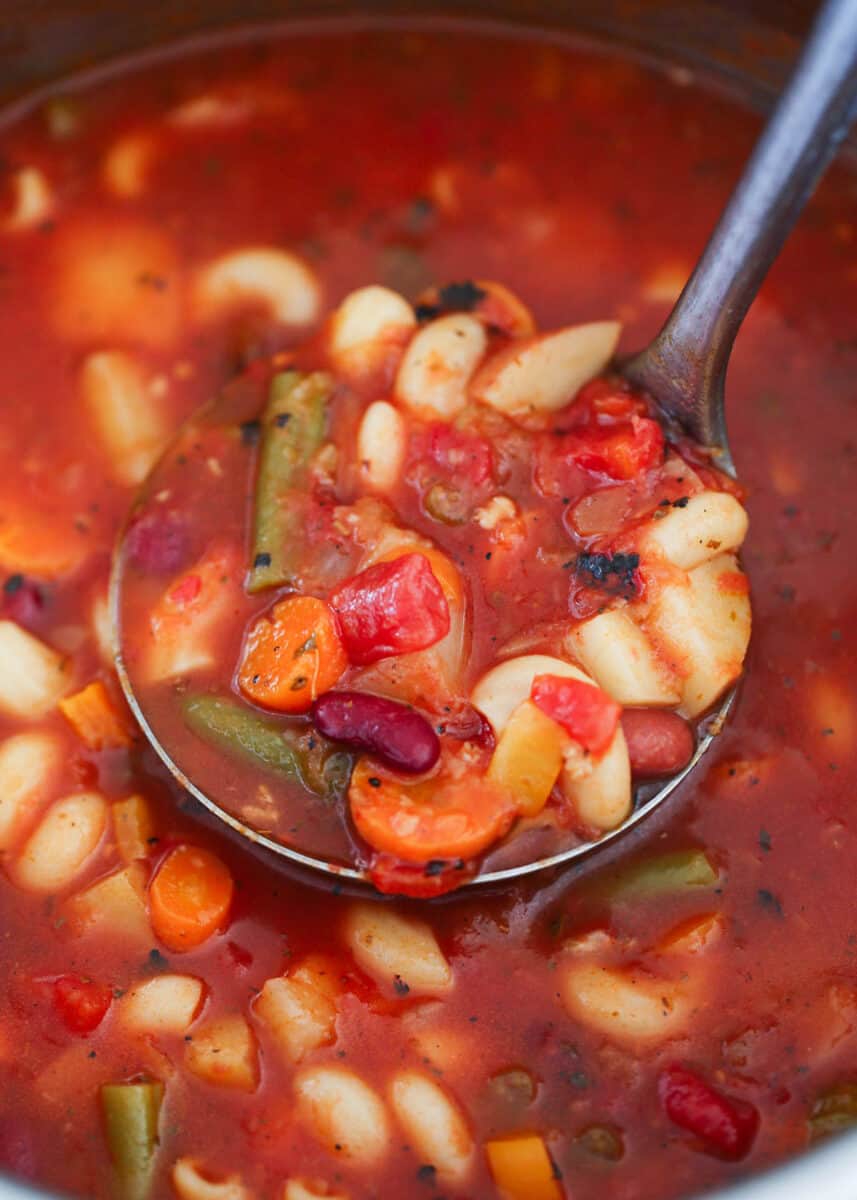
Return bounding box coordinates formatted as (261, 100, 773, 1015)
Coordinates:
(627, 0, 857, 447)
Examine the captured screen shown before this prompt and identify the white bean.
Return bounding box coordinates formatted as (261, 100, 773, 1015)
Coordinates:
(567, 610, 680, 706)
(254, 973, 337, 1064)
(294, 1065, 390, 1165)
(562, 961, 693, 1044)
(172, 1159, 251, 1200)
(120, 974, 204, 1034)
(640, 491, 748, 571)
(0, 730, 62, 852)
(2, 167, 53, 232)
(389, 1071, 474, 1184)
(11, 791, 106, 893)
(0, 622, 71, 719)
(563, 724, 632, 833)
(395, 314, 486, 419)
(472, 321, 620, 416)
(329, 286, 415, 375)
(357, 401, 406, 492)
(80, 351, 167, 486)
(344, 903, 453, 996)
(193, 247, 321, 327)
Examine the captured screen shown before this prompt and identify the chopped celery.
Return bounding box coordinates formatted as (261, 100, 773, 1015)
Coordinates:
(809, 1082, 857, 1141)
(248, 370, 330, 593)
(183, 694, 350, 799)
(100, 1080, 164, 1200)
(597, 848, 718, 902)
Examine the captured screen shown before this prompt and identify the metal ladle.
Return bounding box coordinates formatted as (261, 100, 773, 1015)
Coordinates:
(113, 0, 857, 890)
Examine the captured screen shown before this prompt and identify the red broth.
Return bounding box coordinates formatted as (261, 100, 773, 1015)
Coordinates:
(0, 21, 855, 1200)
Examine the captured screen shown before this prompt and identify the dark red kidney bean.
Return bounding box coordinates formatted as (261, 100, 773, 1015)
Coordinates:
(126, 509, 190, 573)
(621, 709, 695, 777)
(312, 691, 440, 775)
(658, 1063, 759, 1160)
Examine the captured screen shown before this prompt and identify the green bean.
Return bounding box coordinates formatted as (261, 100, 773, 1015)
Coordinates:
(597, 848, 718, 901)
(248, 369, 330, 593)
(100, 1080, 164, 1200)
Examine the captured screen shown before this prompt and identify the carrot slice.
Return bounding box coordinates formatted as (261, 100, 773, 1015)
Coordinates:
(59, 680, 133, 750)
(349, 754, 517, 864)
(237, 594, 347, 713)
(149, 844, 233, 952)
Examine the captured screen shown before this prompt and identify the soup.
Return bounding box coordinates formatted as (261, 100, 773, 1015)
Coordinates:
(0, 21, 855, 1200)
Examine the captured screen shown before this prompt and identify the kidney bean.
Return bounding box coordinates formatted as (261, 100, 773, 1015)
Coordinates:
(312, 691, 440, 774)
(125, 509, 190, 574)
(621, 708, 694, 777)
(658, 1063, 759, 1160)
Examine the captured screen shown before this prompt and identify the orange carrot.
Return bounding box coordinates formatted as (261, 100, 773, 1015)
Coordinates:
(112, 794, 155, 863)
(237, 594, 347, 713)
(59, 680, 132, 750)
(149, 844, 233, 952)
(485, 1134, 564, 1200)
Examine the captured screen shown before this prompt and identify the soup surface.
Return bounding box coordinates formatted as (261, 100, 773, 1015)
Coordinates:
(0, 20, 856, 1200)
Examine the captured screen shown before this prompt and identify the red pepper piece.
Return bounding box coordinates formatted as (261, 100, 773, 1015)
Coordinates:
(658, 1064, 759, 1160)
(531, 674, 621, 756)
(330, 552, 450, 665)
(53, 974, 113, 1034)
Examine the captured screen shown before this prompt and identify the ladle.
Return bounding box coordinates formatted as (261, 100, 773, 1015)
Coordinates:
(112, 0, 857, 889)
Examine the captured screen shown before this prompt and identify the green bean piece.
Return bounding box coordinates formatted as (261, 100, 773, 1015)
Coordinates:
(575, 1124, 625, 1162)
(100, 1080, 164, 1200)
(183, 694, 349, 799)
(597, 848, 718, 902)
(809, 1082, 857, 1141)
(248, 369, 330, 593)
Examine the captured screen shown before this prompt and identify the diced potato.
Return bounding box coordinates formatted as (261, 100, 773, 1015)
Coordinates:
(640, 491, 748, 571)
(485, 1133, 563, 1200)
(567, 610, 681, 706)
(0, 730, 62, 852)
(283, 1182, 348, 1200)
(329, 285, 415, 376)
(563, 724, 632, 833)
(172, 1158, 252, 1200)
(395, 314, 486, 419)
(472, 321, 621, 416)
(2, 166, 53, 232)
(120, 974, 205, 1033)
(64, 862, 151, 943)
(193, 247, 321, 327)
(254, 972, 337, 1064)
(562, 961, 692, 1044)
(79, 351, 168, 486)
(0, 621, 71, 718)
(185, 1014, 259, 1092)
(488, 699, 564, 817)
(645, 552, 751, 717)
(294, 1065, 390, 1165)
(471, 654, 590, 737)
(389, 1071, 474, 1184)
(10, 791, 107, 893)
(343, 903, 453, 996)
(102, 130, 158, 198)
(112, 794, 156, 864)
(357, 401, 406, 492)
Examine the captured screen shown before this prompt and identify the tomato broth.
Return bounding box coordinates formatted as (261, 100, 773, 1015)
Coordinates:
(0, 21, 856, 1200)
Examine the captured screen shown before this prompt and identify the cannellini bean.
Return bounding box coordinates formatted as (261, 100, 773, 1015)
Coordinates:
(120, 974, 204, 1033)
(563, 724, 632, 832)
(254, 972, 337, 1064)
(0, 622, 71, 718)
(343, 902, 452, 996)
(172, 1159, 252, 1200)
(102, 131, 158, 198)
(640, 491, 748, 571)
(0, 731, 62, 852)
(64, 862, 151, 942)
(2, 167, 53, 232)
(80, 351, 168, 486)
(294, 1065, 390, 1165)
(567, 610, 681, 706)
(193, 247, 321, 327)
(91, 590, 115, 665)
(471, 321, 621, 416)
(10, 791, 106, 893)
(389, 1071, 474, 1184)
(356, 401, 406, 492)
(395, 313, 486, 419)
(471, 654, 591, 736)
(185, 1015, 259, 1092)
(284, 1182, 348, 1200)
(329, 285, 415, 374)
(645, 552, 751, 717)
(562, 961, 693, 1044)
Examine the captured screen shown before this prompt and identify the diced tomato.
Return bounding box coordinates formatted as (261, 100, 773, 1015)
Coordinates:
(564, 417, 664, 482)
(52, 974, 112, 1034)
(330, 552, 450, 665)
(427, 423, 495, 487)
(658, 1064, 759, 1160)
(530, 674, 621, 756)
(575, 377, 650, 423)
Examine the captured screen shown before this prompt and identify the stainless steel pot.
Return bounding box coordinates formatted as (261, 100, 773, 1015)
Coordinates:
(1, 1, 854, 1197)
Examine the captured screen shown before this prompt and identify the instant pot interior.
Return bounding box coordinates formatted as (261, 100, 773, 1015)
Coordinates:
(2, 1, 854, 1198)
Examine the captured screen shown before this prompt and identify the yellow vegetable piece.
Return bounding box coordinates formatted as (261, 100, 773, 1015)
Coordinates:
(112, 795, 155, 864)
(488, 700, 564, 817)
(485, 1133, 563, 1200)
(59, 680, 132, 751)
